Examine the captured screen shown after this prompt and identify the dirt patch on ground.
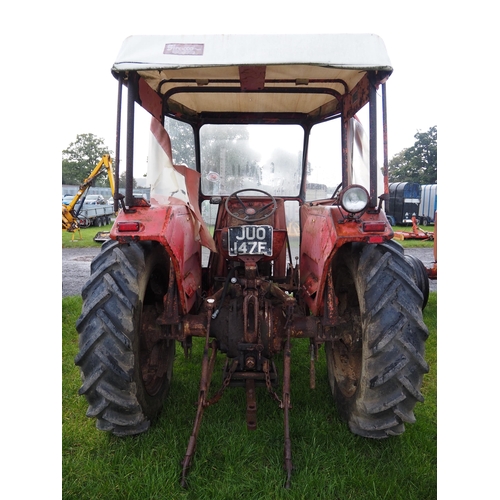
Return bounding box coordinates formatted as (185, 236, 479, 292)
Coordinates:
(62, 247, 101, 297)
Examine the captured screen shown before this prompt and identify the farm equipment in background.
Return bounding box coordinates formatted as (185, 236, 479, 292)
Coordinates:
(385, 182, 421, 226)
(75, 34, 431, 488)
(393, 214, 434, 241)
(429, 211, 437, 279)
(62, 154, 116, 239)
(393, 213, 437, 281)
(419, 184, 437, 226)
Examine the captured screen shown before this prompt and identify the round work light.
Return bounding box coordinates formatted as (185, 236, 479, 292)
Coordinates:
(340, 185, 369, 213)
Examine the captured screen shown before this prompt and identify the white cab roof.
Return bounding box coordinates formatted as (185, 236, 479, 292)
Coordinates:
(113, 34, 392, 72)
(112, 34, 392, 120)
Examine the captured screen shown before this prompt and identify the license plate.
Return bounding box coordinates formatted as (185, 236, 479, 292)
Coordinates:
(228, 225, 273, 256)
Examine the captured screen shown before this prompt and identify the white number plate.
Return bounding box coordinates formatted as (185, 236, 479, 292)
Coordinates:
(228, 225, 273, 256)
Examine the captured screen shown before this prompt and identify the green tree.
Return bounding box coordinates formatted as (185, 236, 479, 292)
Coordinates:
(388, 126, 437, 184)
(62, 133, 112, 186)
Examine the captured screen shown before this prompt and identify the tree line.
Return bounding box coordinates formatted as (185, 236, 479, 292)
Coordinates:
(388, 126, 437, 184)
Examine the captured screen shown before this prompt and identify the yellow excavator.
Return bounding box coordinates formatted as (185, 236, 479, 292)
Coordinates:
(62, 154, 115, 240)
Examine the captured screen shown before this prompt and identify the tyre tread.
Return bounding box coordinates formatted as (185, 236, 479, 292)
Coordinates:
(330, 241, 429, 438)
(75, 241, 171, 436)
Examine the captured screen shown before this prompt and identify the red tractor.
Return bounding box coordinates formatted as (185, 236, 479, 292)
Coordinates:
(75, 34, 429, 487)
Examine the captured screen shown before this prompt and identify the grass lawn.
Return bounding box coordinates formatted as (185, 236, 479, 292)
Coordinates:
(62, 224, 114, 248)
(62, 293, 437, 499)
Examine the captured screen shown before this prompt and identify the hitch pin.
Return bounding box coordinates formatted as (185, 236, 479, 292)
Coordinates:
(206, 298, 215, 333)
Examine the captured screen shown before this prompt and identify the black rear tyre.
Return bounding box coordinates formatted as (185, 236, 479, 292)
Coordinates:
(325, 241, 429, 438)
(75, 240, 175, 436)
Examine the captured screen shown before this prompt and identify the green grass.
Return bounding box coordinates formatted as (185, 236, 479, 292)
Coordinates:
(396, 238, 434, 249)
(63, 293, 437, 499)
(62, 224, 113, 248)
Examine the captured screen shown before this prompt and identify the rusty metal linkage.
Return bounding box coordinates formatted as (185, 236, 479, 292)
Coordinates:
(180, 338, 219, 488)
(282, 304, 294, 488)
(283, 328, 293, 488)
(180, 299, 218, 488)
(310, 341, 318, 390)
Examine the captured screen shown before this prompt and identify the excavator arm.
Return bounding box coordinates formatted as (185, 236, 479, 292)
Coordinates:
(62, 154, 115, 233)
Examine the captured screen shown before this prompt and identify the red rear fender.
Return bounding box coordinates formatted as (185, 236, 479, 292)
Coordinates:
(110, 204, 202, 313)
(299, 204, 393, 315)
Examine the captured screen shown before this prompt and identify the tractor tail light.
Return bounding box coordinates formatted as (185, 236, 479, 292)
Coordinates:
(362, 222, 386, 232)
(117, 221, 141, 232)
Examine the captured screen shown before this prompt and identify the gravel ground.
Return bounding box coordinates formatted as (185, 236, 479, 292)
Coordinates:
(62, 247, 101, 298)
(62, 245, 437, 298)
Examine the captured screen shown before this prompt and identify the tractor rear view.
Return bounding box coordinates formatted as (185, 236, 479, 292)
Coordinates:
(75, 34, 429, 488)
